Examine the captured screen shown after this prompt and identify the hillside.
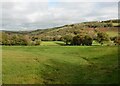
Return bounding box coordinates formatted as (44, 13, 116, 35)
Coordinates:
(27, 19, 119, 35)
(2, 19, 119, 41)
(26, 19, 119, 41)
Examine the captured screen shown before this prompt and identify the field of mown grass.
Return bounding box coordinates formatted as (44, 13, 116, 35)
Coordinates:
(2, 44, 118, 84)
(40, 41, 65, 46)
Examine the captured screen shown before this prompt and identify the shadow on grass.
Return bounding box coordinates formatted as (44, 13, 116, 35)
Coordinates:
(55, 41, 102, 46)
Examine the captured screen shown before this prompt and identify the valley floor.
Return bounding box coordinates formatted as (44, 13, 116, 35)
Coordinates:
(2, 46, 119, 84)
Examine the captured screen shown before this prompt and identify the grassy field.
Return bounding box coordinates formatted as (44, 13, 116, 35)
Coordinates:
(106, 31, 118, 37)
(2, 43, 118, 84)
(40, 41, 65, 46)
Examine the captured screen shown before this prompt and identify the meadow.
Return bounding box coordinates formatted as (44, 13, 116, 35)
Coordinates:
(2, 42, 119, 84)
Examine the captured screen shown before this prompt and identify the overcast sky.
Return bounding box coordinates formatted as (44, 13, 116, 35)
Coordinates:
(0, 0, 119, 31)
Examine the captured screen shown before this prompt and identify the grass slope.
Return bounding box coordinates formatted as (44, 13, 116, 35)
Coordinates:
(40, 41, 65, 46)
(2, 46, 118, 84)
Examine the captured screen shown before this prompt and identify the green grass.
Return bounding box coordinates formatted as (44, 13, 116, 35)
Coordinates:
(106, 31, 118, 37)
(2, 45, 118, 84)
(41, 41, 65, 46)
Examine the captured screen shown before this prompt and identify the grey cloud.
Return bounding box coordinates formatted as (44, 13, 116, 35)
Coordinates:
(1, 2, 118, 31)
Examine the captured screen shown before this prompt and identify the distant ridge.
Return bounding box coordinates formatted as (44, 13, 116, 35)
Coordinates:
(2, 19, 119, 37)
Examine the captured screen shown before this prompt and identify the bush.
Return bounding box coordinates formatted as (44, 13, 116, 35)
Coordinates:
(72, 35, 84, 45)
(34, 40, 41, 45)
(63, 34, 73, 45)
(83, 35, 93, 46)
(2, 33, 41, 45)
(71, 35, 93, 46)
(113, 36, 120, 45)
(96, 32, 110, 45)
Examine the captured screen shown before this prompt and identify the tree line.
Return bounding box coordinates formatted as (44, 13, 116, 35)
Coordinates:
(1, 31, 120, 46)
(62, 31, 120, 46)
(1, 32, 41, 46)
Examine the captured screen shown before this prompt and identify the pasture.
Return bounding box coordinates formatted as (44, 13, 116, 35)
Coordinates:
(40, 41, 65, 46)
(2, 44, 118, 84)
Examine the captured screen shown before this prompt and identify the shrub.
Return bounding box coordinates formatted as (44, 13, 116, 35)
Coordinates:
(113, 36, 120, 45)
(72, 35, 83, 45)
(96, 32, 110, 45)
(63, 34, 73, 45)
(83, 35, 93, 46)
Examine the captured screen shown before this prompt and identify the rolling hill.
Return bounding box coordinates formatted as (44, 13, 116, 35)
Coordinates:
(1, 19, 119, 41)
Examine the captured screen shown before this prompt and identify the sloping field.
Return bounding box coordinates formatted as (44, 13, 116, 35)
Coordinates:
(2, 46, 118, 84)
(40, 41, 65, 46)
(97, 27, 118, 37)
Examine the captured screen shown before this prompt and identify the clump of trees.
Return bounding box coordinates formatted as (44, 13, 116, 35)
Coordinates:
(30, 36, 41, 46)
(84, 35, 93, 46)
(62, 30, 112, 46)
(40, 35, 62, 41)
(63, 34, 73, 45)
(2, 33, 41, 46)
(63, 34, 93, 46)
(111, 36, 120, 45)
(95, 32, 110, 45)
